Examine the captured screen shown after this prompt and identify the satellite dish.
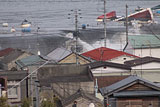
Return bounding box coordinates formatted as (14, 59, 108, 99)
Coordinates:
(89, 103, 95, 107)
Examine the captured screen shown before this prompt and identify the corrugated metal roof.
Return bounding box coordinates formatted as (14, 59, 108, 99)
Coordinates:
(128, 34, 160, 49)
(82, 47, 138, 61)
(114, 91, 160, 97)
(16, 55, 46, 68)
(100, 76, 160, 96)
(47, 47, 72, 62)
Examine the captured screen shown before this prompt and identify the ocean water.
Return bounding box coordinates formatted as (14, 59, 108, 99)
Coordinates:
(0, 0, 159, 55)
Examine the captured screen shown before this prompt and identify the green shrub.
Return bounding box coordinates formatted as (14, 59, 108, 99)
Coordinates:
(0, 97, 10, 107)
(41, 100, 56, 107)
(21, 97, 31, 107)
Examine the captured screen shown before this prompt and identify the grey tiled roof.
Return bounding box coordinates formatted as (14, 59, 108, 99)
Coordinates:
(38, 65, 94, 87)
(85, 61, 131, 70)
(62, 89, 102, 106)
(100, 76, 160, 96)
(124, 56, 160, 67)
(114, 91, 160, 97)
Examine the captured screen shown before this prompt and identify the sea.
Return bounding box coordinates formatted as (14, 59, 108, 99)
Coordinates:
(0, 0, 159, 55)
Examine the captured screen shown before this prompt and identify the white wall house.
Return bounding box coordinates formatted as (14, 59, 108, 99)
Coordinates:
(86, 61, 131, 100)
(124, 56, 160, 83)
(82, 47, 138, 64)
(134, 48, 160, 58)
(108, 55, 138, 64)
(87, 61, 131, 77)
(128, 34, 160, 58)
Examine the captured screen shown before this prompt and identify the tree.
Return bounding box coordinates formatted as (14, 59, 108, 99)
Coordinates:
(41, 100, 56, 107)
(21, 97, 31, 107)
(0, 97, 10, 107)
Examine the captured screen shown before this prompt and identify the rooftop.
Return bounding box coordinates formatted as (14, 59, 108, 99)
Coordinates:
(82, 47, 138, 61)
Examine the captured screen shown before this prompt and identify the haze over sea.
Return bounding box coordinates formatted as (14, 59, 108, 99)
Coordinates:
(0, 0, 159, 55)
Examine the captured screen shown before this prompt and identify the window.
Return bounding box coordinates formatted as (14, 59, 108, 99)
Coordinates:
(7, 81, 20, 99)
(8, 86, 18, 98)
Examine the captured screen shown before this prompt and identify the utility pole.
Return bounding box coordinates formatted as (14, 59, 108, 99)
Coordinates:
(35, 80, 39, 107)
(126, 4, 128, 43)
(123, 4, 129, 51)
(75, 10, 79, 65)
(68, 9, 82, 65)
(37, 27, 40, 55)
(104, 0, 107, 47)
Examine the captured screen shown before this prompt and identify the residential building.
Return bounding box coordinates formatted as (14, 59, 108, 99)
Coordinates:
(47, 47, 92, 64)
(94, 76, 130, 101)
(62, 89, 103, 107)
(0, 71, 28, 107)
(15, 55, 48, 107)
(82, 47, 138, 64)
(0, 48, 32, 70)
(100, 76, 160, 107)
(0, 77, 7, 97)
(85, 61, 131, 76)
(38, 64, 95, 102)
(128, 34, 160, 58)
(124, 56, 160, 83)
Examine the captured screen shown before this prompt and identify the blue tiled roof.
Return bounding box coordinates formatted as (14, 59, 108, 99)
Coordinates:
(128, 34, 160, 49)
(16, 55, 46, 68)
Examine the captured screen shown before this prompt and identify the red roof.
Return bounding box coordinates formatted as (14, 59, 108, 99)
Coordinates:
(82, 47, 138, 61)
(0, 48, 14, 57)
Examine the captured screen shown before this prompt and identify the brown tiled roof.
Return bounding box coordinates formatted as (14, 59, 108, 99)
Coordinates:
(0, 48, 14, 57)
(94, 76, 129, 88)
(1, 49, 26, 64)
(124, 56, 160, 67)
